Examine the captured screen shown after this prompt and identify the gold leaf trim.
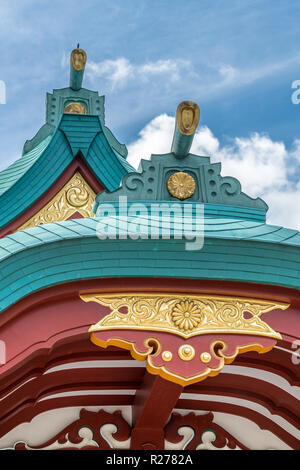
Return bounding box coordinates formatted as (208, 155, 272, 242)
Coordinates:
(83, 293, 288, 340)
(17, 172, 96, 231)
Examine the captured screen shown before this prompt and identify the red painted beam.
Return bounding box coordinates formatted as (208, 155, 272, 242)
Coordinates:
(130, 371, 183, 450)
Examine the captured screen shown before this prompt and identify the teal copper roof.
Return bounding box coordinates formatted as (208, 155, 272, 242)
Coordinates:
(0, 136, 52, 197)
(0, 114, 135, 229)
(0, 215, 299, 312)
(0, 98, 298, 314)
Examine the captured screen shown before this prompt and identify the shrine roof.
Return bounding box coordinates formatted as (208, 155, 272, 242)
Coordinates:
(0, 96, 299, 313)
(0, 136, 52, 197)
(0, 215, 299, 312)
(0, 114, 135, 230)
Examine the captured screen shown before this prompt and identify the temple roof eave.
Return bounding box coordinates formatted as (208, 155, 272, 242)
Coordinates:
(0, 216, 299, 313)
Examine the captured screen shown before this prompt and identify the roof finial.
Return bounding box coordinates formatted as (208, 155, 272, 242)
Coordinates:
(70, 47, 87, 90)
(171, 101, 200, 158)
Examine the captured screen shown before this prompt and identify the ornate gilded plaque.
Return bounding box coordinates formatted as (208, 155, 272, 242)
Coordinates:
(83, 293, 288, 386)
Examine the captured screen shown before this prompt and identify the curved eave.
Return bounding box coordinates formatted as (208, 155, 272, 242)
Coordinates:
(0, 114, 134, 230)
(0, 217, 299, 312)
(0, 136, 52, 196)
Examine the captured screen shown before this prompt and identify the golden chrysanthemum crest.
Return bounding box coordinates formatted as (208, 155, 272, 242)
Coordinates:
(171, 300, 203, 331)
(167, 171, 196, 200)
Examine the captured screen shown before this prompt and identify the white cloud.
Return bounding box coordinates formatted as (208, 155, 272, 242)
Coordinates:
(86, 57, 191, 89)
(87, 58, 133, 89)
(84, 50, 300, 99)
(139, 59, 189, 82)
(127, 114, 300, 230)
(127, 114, 175, 164)
(215, 55, 300, 90)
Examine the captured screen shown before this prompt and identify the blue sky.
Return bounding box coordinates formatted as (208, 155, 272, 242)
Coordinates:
(0, 0, 300, 228)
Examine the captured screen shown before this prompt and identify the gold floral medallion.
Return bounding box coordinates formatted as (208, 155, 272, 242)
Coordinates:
(64, 102, 87, 114)
(167, 172, 196, 200)
(171, 300, 203, 331)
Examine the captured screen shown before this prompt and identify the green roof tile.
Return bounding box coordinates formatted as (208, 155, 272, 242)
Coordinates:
(0, 115, 134, 229)
(0, 216, 298, 312)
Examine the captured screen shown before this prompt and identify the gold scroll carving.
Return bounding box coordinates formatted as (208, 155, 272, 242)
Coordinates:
(83, 293, 288, 339)
(17, 172, 96, 231)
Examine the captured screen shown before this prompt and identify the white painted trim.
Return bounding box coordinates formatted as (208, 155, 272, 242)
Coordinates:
(221, 365, 300, 399)
(37, 389, 137, 402)
(179, 393, 300, 439)
(0, 377, 37, 402)
(44, 360, 146, 374)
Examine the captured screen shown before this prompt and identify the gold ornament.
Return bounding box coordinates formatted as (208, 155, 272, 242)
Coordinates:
(200, 352, 212, 363)
(162, 351, 173, 362)
(83, 293, 287, 339)
(171, 300, 203, 331)
(178, 345, 195, 361)
(71, 48, 87, 71)
(176, 101, 200, 136)
(167, 172, 196, 200)
(17, 172, 96, 231)
(64, 102, 87, 114)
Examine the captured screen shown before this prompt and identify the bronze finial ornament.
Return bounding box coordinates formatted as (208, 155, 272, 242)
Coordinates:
(70, 47, 87, 71)
(70, 47, 87, 90)
(171, 101, 200, 157)
(176, 101, 200, 136)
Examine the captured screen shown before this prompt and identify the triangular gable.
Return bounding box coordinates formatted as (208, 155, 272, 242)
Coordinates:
(0, 114, 134, 234)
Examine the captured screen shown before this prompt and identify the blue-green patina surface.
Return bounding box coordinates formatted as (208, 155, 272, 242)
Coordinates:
(0, 123, 299, 312)
(0, 114, 134, 230)
(93, 152, 268, 221)
(0, 64, 299, 313)
(23, 63, 127, 158)
(0, 215, 299, 312)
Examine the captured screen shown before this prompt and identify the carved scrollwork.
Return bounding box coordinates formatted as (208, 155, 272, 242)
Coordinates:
(85, 293, 287, 339)
(165, 412, 247, 450)
(123, 173, 145, 192)
(14, 409, 131, 450)
(220, 176, 241, 197)
(17, 172, 96, 231)
(84, 293, 287, 386)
